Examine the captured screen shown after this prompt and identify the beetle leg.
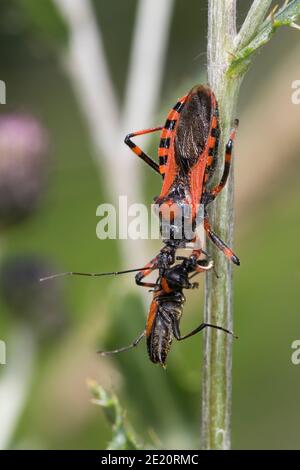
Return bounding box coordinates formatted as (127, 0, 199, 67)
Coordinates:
(98, 330, 146, 356)
(172, 319, 237, 341)
(135, 255, 160, 288)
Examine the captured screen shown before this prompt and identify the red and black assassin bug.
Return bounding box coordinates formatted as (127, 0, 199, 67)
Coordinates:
(40, 84, 240, 365)
(125, 84, 240, 275)
(99, 253, 237, 366)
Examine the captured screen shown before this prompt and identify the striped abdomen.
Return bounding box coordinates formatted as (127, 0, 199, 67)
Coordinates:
(146, 295, 184, 366)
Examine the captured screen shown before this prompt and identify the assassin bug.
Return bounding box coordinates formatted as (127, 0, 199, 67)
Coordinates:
(40, 84, 240, 366)
(99, 254, 237, 366)
(125, 84, 240, 267)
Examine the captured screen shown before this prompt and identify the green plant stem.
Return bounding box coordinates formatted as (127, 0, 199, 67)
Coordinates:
(201, 0, 241, 451)
(202, 0, 300, 450)
(88, 380, 142, 450)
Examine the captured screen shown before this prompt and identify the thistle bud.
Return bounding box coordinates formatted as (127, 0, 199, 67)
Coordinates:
(0, 114, 48, 227)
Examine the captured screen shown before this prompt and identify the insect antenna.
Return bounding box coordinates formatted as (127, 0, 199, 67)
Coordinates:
(39, 267, 156, 282)
(98, 330, 145, 356)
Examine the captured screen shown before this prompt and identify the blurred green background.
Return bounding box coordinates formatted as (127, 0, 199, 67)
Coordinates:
(0, 0, 300, 450)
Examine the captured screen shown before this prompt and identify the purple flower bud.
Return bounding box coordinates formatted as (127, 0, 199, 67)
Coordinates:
(0, 114, 48, 227)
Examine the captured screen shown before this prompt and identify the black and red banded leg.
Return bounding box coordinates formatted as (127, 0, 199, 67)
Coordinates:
(186, 250, 214, 279)
(193, 258, 214, 274)
(209, 118, 239, 199)
(176, 241, 213, 285)
(204, 214, 240, 266)
(124, 127, 163, 174)
(135, 255, 160, 288)
(202, 105, 220, 186)
(175, 236, 203, 267)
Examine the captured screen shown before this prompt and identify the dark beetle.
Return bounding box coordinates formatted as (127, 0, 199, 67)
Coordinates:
(100, 256, 236, 367)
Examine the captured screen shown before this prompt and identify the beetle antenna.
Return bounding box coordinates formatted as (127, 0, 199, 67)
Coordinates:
(40, 267, 156, 282)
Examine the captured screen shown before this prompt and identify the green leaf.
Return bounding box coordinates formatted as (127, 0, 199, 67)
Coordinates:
(88, 380, 143, 450)
(228, 0, 300, 77)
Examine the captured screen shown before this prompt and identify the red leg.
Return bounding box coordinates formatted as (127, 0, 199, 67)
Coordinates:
(124, 127, 163, 174)
(175, 236, 203, 266)
(176, 236, 214, 278)
(193, 259, 214, 274)
(135, 255, 160, 288)
(204, 214, 240, 266)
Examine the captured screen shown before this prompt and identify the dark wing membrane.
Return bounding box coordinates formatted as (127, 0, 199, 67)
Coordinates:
(147, 314, 172, 365)
(174, 86, 212, 175)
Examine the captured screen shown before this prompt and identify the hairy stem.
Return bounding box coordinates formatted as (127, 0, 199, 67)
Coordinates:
(202, 0, 300, 450)
(201, 0, 240, 451)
